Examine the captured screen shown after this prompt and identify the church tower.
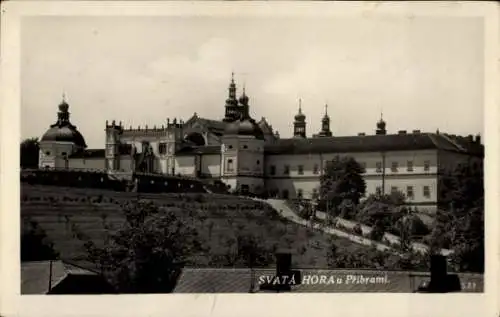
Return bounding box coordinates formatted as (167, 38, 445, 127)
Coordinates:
(293, 99, 307, 138)
(223, 73, 240, 122)
(317, 104, 332, 137)
(376, 113, 387, 135)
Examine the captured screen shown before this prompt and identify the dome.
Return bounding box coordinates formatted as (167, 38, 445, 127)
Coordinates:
(239, 92, 249, 105)
(224, 118, 264, 140)
(41, 125, 87, 148)
(295, 111, 306, 121)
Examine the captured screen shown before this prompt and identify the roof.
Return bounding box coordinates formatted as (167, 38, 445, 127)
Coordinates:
(264, 133, 483, 156)
(173, 268, 483, 293)
(196, 117, 228, 136)
(21, 260, 99, 294)
(176, 145, 221, 156)
(68, 144, 132, 159)
(41, 126, 87, 148)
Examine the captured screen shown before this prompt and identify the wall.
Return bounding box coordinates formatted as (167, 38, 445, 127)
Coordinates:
(201, 154, 221, 177)
(68, 158, 106, 170)
(175, 156, 196, 176)
(38, 142, 76, 169)
(264, 149, 439, 204)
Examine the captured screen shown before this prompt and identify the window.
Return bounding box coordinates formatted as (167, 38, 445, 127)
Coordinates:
(423, 186, 430, 198)
(407, 161, 413, 172)
(376, 186, 382, 195)
(284, 165, 290, 175)
(360, 162, 366, 173)
(424, 160, 430, 172)
(228, 145, 233, 149)
(313, 164, 319, 174)
(391, 162, 399, 173)
(256, 160, 260, 165)
(61, 152, 67, 156)
(376, 162, 382, 173)
(243, 145, 248, 149)
(297, 189, 303, 199)
(406, 186, 414, 199)
(226, 159, 234, 172)
(298, 165, 304, 175)
(158, 143, 167, 154)
(45, 151, 51, 156)
(270, 165, 276, 175)
(391, 186, 398, 194)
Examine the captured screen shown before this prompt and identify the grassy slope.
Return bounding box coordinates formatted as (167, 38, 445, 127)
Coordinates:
(21, 184, 374, 269)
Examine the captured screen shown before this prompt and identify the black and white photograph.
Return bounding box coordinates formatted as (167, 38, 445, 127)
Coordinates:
(1, 1, 499, 317)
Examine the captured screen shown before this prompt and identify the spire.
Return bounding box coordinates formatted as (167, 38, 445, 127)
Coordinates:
(318, 103, 332, 137)
(376, 110, 387, 135)
(51, 93, 72, 128)
(224, 72, 241, 122)
(293, 98, 306, 138)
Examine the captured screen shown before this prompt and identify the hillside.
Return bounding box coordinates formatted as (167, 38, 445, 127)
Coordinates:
(21, 184, 377, 269)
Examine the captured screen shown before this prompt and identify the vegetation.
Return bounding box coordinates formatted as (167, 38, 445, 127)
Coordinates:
(21, 218, 59, 262)
(318, 156, 366, 218)
(21, 137, 39, 169)
(317, 155, 484, 273)
(428, 164, 484, 272)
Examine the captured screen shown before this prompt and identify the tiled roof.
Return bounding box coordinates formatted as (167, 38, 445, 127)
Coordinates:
(197, 118, 228, 136)
(21, 260, 98, 294)
(264, 133, 482, 155)
(173, 268, 483, 293)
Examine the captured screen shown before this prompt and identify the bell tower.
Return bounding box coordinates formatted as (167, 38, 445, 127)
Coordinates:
(376, 112, 387, 135)
(317, 104, 332, 137)
(293, 99, 307, 138)
(223, 72, 240, 122)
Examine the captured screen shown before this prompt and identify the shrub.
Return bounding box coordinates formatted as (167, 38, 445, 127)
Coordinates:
(353, 224, 363, 235)
(21, 219, 59, 261)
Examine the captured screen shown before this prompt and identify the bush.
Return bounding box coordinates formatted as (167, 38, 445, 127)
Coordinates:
(78, 200, 205, 293)
(21, 219, 59, 262)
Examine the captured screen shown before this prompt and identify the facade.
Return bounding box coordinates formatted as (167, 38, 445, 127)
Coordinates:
(38, 74, 483, 212)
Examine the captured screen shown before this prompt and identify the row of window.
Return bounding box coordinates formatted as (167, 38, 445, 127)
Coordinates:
(280, 185, 431, 200)
(268, 160, 432, 176)
(375, 185, 431, 199)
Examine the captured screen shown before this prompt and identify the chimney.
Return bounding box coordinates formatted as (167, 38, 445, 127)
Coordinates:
(358, 132, 366, 136)
(418, 255, 461, 293)
(475, 134, 481, 144)
(398, 130, 407, 135)
(412, 130, 421, 134)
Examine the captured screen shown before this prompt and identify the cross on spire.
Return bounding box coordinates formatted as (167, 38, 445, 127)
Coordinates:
(325, 103, 328, 115)
(299, 98, 302, 113)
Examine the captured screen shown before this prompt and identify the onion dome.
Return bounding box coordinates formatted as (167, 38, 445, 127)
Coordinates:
(239, 86, 249, 105)
(40, 96, 87, 148)
(294, 99, 306, 121)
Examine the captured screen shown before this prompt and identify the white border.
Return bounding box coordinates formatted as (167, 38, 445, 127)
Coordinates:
(1, 2, 498, 317)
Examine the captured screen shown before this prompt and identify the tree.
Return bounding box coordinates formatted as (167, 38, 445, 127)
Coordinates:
(319, 156, 366, 218)
(429, 162, 484, 272)
(80, 200, 205, 293)
(21, 219, 59, 262)
(20, 137, 39, 169)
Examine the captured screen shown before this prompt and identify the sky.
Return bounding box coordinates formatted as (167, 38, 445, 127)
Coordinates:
(21, 15, 484, 149)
